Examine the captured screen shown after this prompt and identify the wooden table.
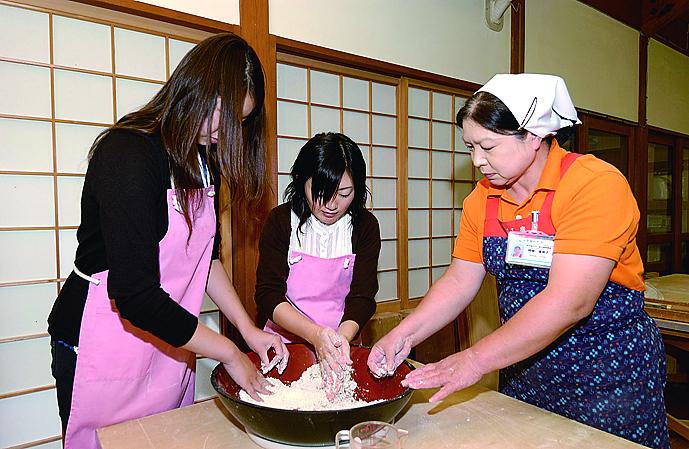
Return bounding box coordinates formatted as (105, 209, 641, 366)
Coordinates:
(97, 385, 646, 449)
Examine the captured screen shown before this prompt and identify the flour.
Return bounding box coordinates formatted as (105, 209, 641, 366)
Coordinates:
(239, 364, 381, 411)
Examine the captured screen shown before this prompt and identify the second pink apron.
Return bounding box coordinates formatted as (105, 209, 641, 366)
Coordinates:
(63, 185, 216, 449)
(264, 250, 355, 343)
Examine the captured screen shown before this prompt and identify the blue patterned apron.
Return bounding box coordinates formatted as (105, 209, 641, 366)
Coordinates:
(482, 153, 669, 449)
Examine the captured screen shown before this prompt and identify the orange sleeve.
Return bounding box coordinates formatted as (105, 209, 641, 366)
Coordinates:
(452, 187, 485, 263)
(552, 164, 639, 262)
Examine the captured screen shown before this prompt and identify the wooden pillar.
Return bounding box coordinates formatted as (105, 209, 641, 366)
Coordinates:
(637, 34, 649, 266)
(510, 0, 525, 74)
(221, 0, 277, 347)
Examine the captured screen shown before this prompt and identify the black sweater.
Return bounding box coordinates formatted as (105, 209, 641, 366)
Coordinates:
(48, 129, 220, 348)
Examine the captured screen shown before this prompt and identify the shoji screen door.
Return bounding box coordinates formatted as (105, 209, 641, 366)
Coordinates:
(276, 55, 401, 309)
(406, 83, 475, 301)
(0, 2, 217, 447)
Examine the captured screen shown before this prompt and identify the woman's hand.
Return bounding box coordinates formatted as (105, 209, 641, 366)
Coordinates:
(312, 327, 352, 398)
(367, 332, 412, 378)
(402, 348, 484, 403)
(223, 351, 271, 401)
(243, 327, 289, 374)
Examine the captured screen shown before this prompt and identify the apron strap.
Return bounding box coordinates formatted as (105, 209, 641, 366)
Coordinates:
(74, 265, 101, 285)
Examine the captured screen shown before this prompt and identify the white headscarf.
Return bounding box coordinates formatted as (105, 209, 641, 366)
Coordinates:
(477, 74, 581, 138)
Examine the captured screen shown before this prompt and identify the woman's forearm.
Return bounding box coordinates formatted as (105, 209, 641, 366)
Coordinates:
(394, 259, 486, 347)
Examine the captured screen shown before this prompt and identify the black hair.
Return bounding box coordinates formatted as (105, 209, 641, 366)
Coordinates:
(91, 32, 268, 236)
(456, 91, 575, 146)
(285, 132, 368, 235)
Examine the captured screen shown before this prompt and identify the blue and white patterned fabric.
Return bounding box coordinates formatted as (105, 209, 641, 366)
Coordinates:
(483, 235, 670, 449)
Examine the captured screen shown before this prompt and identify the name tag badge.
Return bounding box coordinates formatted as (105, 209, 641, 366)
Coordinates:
(505, 231, 554, 268)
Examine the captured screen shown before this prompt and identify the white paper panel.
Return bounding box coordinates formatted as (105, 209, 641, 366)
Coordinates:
(116, 78, 161, 120)
(432, 180, 453, 208)
(455, 126, 470, 152)
(0, 231, 55, 283)
(372, 82, 395, 115)
(406, 212, 428, 243)
(0, 337, 52, 395)
(455, 152, 473, 180)
(371, 178, 396, 209)
(455, 96, 467, 118)
(0, 389, 61, 447)
(57, 176, 84, 226)
(195, 357, 219, 401)
(408, 268, 429, 299)
(55, 123, 105, 174)
(432, 92, 452, 121)
(408, 88, 429, 118)
(53, 15, 111, 72)
(372, 115, 395, 146)
(375, 270, 397, 302)
(310, 106, 340, 135)
(407, 180, 429, 208)
(0, 283, 55, 339)
(432, 237, 452, 266)
(277, 174, 291, 203)
(114, 28, 165, 80)
(432, 209, 452, 237)
(407, 149, 429, 178)
(277, 101, 308, 137)
(0, 175, 54, 227)
(432, 266, 447, 283)
(310, 70, 339, 106)
(0, 62, 51, 118)
(277, 64, 307, 101)
(342, 76, 368, 111)
(366, 180, 373, 209)
(372, 210, 396, 239)
(454, 209, 462, 234)
(59, 229, 78, 279)
(0, 5, 49, 63)
(371, 146, 396, 177)
(54, 69, 113, 123)
(408, 239, 429, 268)
(361, 146, 371, 177)
(408, 118, 429, 149)
(277, 138, 304, 173)
(432, 121, 452, 150)
(200, 311, 220, 333)
(431, 151, 453, 180)
(379, 240, 397, 270)
(0, 118, 53, 172)
(454, 182, 474, 207)
(342, 110, 369, 144)
(169, 39, 196, 74)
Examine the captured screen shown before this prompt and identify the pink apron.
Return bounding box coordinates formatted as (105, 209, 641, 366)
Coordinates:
(64, 185, 216, 449)
(264, 250, 356, 343)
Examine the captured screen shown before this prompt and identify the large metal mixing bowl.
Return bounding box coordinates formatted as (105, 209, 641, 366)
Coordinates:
(211, 343, 414, 447)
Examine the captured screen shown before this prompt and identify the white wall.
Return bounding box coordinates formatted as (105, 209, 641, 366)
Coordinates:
(525, 0, 639, 122)
(269, 0, 511, 85)
(135, 0, 239, 25)
(647, 39, 689, 135)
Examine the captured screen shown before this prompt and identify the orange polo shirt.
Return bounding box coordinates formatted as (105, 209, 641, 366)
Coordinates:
(452, 141, 645, 291)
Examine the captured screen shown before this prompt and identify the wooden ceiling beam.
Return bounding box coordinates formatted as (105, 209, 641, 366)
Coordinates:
(642, 0, 689, 36)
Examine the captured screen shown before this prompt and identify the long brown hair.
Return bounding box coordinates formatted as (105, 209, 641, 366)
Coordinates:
(90, 32, 267, 234)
